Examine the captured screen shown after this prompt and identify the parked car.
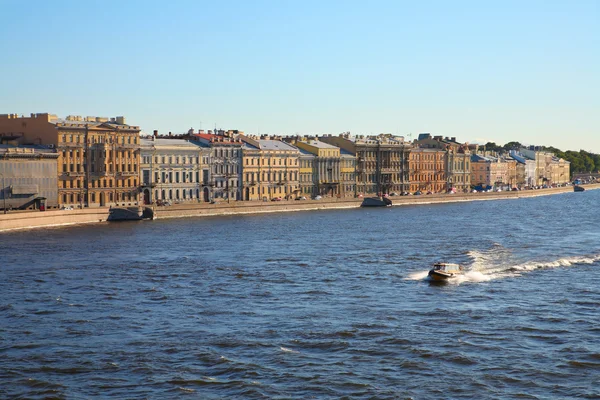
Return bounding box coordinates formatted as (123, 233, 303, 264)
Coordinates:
(295, 196, 307, 200)
(313, 195, 322, 200)
(414, 191, 422, 195)
(61, 206, 74, 210)
(271, 197, 282, 201)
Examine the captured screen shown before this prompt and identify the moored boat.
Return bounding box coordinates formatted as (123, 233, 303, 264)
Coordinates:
(361, 196, 392, 207)
(428, 263, 464, 281)
(574, 185, 585, 192)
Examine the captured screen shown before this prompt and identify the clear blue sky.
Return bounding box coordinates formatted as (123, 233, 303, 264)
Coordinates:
(1, 0, 598, 152)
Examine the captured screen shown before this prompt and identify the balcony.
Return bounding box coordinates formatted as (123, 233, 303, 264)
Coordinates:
(61, 171, 85, 178)
(115, 171, 138, 178)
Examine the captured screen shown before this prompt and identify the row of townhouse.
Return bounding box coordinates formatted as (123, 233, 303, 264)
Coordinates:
(0, 112, 572, 210)
(470, 149, 570, 190)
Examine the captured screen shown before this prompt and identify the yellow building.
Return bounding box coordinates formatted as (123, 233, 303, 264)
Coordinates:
(298, 150, 316, 197)
(239, 135, 300, 200)
(292, 138, 351, 197)
(0, 113, 141, 207)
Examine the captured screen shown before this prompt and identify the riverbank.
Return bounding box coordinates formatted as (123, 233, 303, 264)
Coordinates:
(1, 184, 599, 232)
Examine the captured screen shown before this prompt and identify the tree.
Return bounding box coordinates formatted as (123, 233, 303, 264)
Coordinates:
(483, 142, 502, 152)
(503, 141, 522, 151)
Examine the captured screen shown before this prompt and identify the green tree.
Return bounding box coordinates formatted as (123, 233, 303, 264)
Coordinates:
(503, 141, 522, 151)
(581, 151, 595, 172)
(483, 142, 502, 152)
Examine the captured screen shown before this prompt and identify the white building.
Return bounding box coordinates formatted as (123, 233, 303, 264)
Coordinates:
(140, 138, 208, 204)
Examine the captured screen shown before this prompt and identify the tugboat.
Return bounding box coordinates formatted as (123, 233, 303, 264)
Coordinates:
(428, 263, 464, 281)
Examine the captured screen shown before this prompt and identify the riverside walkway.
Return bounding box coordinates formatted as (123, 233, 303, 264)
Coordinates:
(1, 184, 598, 232)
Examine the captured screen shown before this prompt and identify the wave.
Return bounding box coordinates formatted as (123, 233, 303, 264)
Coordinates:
(406, 252, 600, 284)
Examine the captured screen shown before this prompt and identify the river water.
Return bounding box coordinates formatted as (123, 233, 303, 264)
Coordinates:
(1, 191, 599, 399)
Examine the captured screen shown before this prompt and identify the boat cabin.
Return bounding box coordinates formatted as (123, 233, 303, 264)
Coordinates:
(432, 263, 462, 272)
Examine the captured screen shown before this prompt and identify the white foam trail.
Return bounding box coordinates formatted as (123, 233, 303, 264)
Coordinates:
(512, 254, 600, 272)
(451, 271, 494, 284)
(405, 271, 430, 281)
(279, 346, 299, 353)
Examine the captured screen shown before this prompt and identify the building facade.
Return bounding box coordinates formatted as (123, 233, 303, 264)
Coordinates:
(298, 149, 316, 198)
(409, 148, 447, 193)
(340, 150, 357, 197)
(239, 135, 300, 200)
(0, 145, 59, 210)
(140, 137, 205, 204)
(292, 138, 344, 197)
(240, 141, 262, 201)
(193, 131, 243, 201)
(518, 148, 570, 186)
(416, 134, 471, 192)
(0, 113, 141, 207)
(320, 133, 411, 196)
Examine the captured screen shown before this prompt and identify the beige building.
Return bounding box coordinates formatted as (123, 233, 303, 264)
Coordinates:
(519, 148, 570, 186)
(0, 113, 141, 207)
(409, 148, 447, 193)
(416, 134, 471, 192)
(471, 154, 513, 189)
(239, 135, 300, 200)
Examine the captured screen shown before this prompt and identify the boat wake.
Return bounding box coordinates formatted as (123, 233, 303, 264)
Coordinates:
(406, 249, 600, 284)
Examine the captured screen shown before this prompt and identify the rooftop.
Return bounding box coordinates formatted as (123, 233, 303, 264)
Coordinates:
(140, 138, 200, 148)
(255, 139, 298, 151)
(301, 139, 338, 149)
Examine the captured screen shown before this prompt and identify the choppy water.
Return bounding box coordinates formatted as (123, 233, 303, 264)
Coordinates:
(1, 191, 600, 399)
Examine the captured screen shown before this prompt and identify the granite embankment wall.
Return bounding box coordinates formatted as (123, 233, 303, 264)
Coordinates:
(0, 207, 110, 232)
(1, 184, 598, 232)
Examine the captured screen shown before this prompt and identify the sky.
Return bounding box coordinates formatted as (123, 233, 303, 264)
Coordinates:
(1, 0, 598, 152)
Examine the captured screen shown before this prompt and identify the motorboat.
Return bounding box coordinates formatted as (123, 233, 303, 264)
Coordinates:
(428, 263, 464, 281)
(574, 185, 585, 192)
(361, 196, 392, 207)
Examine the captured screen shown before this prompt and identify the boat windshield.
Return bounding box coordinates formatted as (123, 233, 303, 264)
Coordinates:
(434, 264, 459, 271)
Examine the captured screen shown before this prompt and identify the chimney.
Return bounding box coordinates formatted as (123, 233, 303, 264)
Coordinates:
(169, 131, 172, 136)
(451, 137, 456, 142)
(153, 130, 158, 137)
